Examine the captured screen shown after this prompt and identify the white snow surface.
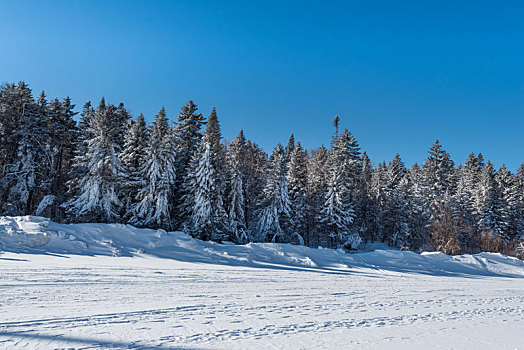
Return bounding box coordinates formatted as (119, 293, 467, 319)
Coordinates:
(1, 216, 524, 349)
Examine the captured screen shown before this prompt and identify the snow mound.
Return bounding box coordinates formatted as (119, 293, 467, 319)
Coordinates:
(1, 216, 524, 277)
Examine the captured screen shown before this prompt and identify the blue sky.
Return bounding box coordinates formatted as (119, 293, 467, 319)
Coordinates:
(1, 0, 523, 169)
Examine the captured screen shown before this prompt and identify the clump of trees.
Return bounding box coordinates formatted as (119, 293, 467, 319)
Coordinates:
(1, 81, 523, 257)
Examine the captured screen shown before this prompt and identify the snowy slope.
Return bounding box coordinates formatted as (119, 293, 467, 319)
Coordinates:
(1, 215, 524, 277)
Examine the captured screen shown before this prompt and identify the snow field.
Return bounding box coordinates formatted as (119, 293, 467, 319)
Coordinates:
(0, 216, 524, 349)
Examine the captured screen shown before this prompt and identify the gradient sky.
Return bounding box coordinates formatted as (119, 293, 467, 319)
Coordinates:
(1, 0, 523, 169)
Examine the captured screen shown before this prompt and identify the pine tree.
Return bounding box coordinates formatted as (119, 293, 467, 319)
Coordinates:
(226, 130, 248, 243)
(112, 103, 132, 149)
(381, 154, 410, 246)
(185, 140, 229, 241)
(285, 133, 295, 161)
(184, 108, 228, 240)
(45, 97, 78, 217)
(422, 140, 456, 199)
(131, 107, 177, 229)
(287, 142, 308, 245)
(455, 153, 483, 230)
(422, 140, 457, 250)
(243, 140, 268, 230)
(354, 151, 378, 244)
(319, 129, 361, 249)
(3, 97, 48, 215)
(120, 114, 149, 216)
(65, 103, 126, 223)
(255, 144, 292, 243)
(370, 161, 387, 243)
(306, 145, 328, 246)
(495, 165, 516, 238)
(173, 100, 206, 227)
(513, 165, 524, 240)
(478, 161, 509, 246)
(0, 82, 35, 207)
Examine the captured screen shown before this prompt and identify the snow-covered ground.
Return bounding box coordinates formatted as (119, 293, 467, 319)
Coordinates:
(1, 216, 524, 349)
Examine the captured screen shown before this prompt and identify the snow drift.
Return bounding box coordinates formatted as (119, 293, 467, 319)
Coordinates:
(1, 215, 524, 278)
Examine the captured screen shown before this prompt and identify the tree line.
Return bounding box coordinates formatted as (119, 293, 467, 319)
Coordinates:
(1, 82, 523, 258)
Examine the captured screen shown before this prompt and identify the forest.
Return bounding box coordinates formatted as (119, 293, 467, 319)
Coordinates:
(1, 81, 523, 258)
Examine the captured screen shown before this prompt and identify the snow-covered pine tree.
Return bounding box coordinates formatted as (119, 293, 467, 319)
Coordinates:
(184, 107, 228, 241)
(422, 140, 457, 250)
(0, 82, 35, 207)
(381, 154, 410, 247)
(174, 101, 205, 171)
(77, 101, 95, 154)
(112, 103, 132, 149)
(353, 151, 379, 244)
(185, 139, 229, 241)
(287, 141, 308, 245)
(243, 140, 268, 230)
(173, 100, 206, 228)
(306, 145, 328, 246)
(369, 161, 387, 243)
(455, 153, 483, 231)
(495, 165, 516, 239)
(478, 161, 510, 249)
(120, 114, 149, 217)
(226, 130, 248, 243)
(422, 140, 457, 199)
(255, 143, 292, 243)
(131, 107, 177, 229)
(64, 102, 126, 223)
(284, 133, 295, 161)
(513, 165, 524, 240)
(3, 94, 49, 215)
(406, 163, 428, 249)
(44, 97, 78, 218)
(319, 129, 361, 249)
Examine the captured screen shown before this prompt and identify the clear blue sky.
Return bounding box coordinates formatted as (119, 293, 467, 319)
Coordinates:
(1, 0, 523, 169)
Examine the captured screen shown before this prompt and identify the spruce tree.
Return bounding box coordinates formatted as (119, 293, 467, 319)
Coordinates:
(285, 133, 295, 161)
(45, 97, 78, 216)
(287, 142, 308, 245)
(120, 114, 149, 216)
(0, 82, 35, 206)
(306, 145, 328, 246)
(173, 100, 206, 227)
(381, 154, 410, 246)
(478, 161, 509, 245)
(131, 107, 177, 229)
(513, 165, 524, 240)
(243, 140, 268, 230)
(319, 129, 361, 249)
(65, 103, 125, 223)
(184, 108, 228, 240)
(226, 130, 248, 243)
(255, 144, 292, 243)
(354, 151, 379, 244)
(3, 98, 48, 215)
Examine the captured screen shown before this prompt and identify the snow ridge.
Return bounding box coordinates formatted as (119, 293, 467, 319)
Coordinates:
(1, 215, 524, 278)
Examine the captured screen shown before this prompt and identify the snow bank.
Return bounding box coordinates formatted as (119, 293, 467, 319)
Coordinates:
(1, 216, 523, 277)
